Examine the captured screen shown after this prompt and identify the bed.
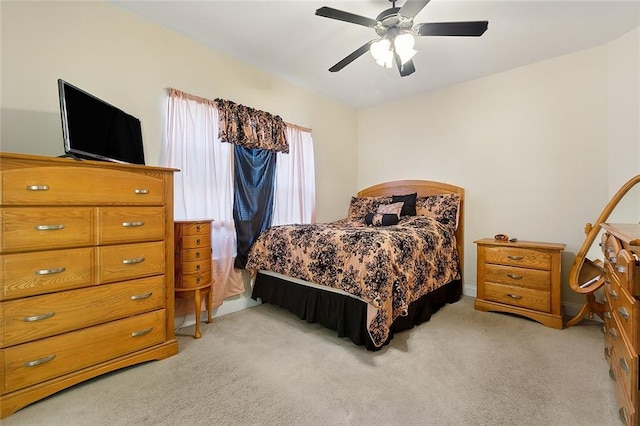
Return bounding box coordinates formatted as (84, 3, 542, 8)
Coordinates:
(246, 180, 464, 350)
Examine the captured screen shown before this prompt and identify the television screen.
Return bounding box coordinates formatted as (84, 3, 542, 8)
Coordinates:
(58, 79, 145, 165)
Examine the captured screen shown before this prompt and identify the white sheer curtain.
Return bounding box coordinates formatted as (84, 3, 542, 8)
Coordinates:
(272, 126, 316, 225)
(162, 90, 316, 312)
(161, 90, 244, 309)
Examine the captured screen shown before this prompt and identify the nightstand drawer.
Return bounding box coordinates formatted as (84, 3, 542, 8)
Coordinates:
(484, 282, 550, 312)
(484, 264, 550, 291)
(483, 246, 551, 270)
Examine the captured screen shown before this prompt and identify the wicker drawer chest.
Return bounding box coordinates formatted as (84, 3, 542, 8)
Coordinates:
(601, 223, 640, 425)
(0, 153, 178, 418)
(474, 238, 565, 329)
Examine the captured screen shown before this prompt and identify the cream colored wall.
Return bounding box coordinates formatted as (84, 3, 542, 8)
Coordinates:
(358, 28, 640, 312)
(1, 0, 358, 319)
(0, 0, 358, 225)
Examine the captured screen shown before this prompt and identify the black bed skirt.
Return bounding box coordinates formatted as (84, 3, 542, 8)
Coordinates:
(251, 273, 462, 351)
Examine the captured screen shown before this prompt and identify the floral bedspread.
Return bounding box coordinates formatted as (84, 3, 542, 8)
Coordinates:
(245, 216, 460, 347)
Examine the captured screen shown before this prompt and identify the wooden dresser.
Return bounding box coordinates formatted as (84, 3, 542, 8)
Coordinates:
(474, 238, 565, 329)
(0, 153, 178, 418)
(174, 219, 213, 339)
(601, 223, 640, 425)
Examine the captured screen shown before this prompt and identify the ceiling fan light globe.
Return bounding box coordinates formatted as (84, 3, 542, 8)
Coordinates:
(370, 38, 392, 62)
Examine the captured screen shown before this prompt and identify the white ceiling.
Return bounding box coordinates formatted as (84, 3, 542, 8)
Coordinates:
(112, 0, 640, 109)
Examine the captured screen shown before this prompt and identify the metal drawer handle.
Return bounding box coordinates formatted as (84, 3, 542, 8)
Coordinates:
(131, 327, 153, 337)
(609, 289, 618, 300)
(122, 256, 145, 265)
(195, 276, 201, 284)
(507, 255, 523, 260)
(23, 312, 55, 322)
(195, 251, 201, 259)
(24, 354, 56, 367)
(604, 311, 612, 319)
(27, 185, 49, 191)
(609, 257, 617, 264)
(196, 225, 201, 232)
(131, 292, 153, 300)
(122, 221, 145, 227)
(196, 238, 201, 245)
(134, 189, 149, 195)
(615, 265, 627, 274)
(34, 224, 65, 231)
(35, 267, 66, 275)
(609, 368, 617, 381)
(618, 307, 629, 320)
(507, 274, 523, 280)
(619, 408, 628, 423)
(619, 357, 629, 374)
(604, 347, 611, 358)
(609, 328, 618, 339)
(507, 293, 523, 300)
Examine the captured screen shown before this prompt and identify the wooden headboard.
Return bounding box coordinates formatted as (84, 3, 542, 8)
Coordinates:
(357, 180, 465, 284)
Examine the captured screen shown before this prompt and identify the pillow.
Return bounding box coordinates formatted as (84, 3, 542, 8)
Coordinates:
(416, 194, 461, 229)
(377, 201, 404, 218)
(365, 213, 399, 227)
(347, 196, 392, 220)
(392, 193, 417, 216)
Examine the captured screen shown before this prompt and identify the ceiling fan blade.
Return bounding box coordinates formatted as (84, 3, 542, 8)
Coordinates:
(394, 52, 416, 77)
(329, 40, 376, 73)
(399, 0, 431, 19)
(415, 21, 489, 37)
(315, 7, 378, 28)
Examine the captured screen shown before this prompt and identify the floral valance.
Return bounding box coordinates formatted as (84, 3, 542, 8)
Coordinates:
(215, 98, 288, 153)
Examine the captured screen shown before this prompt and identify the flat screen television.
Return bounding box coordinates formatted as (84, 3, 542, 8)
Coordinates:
(58, 79, 146, 165)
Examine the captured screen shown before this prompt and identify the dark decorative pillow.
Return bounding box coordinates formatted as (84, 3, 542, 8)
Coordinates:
(416, 194, 461, 229)
(392, 193, 417, 216)
(365, 213, 400, 227)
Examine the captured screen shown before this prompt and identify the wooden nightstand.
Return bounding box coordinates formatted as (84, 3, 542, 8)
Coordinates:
(174, 220, 213, 338)
(474, 238, 565, 329)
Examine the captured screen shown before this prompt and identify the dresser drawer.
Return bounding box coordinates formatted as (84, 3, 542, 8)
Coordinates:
(1, 276, 165, 347)
(604, 275, 638, 350)
(612, 249, 640, 295)
(180, 221, 211, 236)
(0, 247, 94, 300)
(483, 246, 551, 270)
(483, 264, 550, 291)
(1, 207, 93, 252)
(1, 166, 165, 206)
(603, 233, 623, 263)
(180, 234, 211, 250)
(97, 207, 165, 245)
(0, 309, 165, 394)
(483, 282, 550, 312)
(179, 247, 211, 262)
(97, 242, 165, 284)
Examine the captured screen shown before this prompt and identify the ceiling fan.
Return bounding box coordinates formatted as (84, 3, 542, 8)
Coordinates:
(315, 0, 488, 77)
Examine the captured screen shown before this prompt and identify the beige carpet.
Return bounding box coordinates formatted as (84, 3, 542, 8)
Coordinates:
(3, 296, 618, 425)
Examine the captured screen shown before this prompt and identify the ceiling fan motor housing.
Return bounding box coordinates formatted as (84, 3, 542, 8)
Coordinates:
(375, 7, 415, 36)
